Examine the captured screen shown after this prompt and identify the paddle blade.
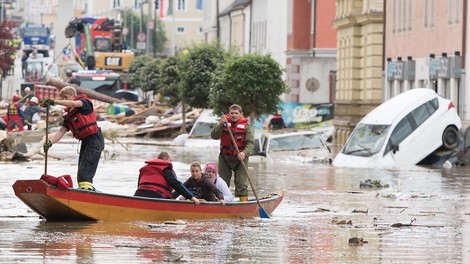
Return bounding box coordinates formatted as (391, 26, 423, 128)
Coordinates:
(259, 207, 270, 219)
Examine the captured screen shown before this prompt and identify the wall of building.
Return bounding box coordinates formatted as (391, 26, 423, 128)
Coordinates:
(332, 0, 384, 146)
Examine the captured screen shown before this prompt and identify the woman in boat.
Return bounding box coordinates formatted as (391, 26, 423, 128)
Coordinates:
(173, 161, 225, 204)
(203, 162, 234, 202)
(134, 151, 200, 204)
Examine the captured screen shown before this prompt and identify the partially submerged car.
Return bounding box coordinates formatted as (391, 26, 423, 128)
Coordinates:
(183, 109, 220, 148)
(333, 88, 462, 168)
(251, 130, 332, 164)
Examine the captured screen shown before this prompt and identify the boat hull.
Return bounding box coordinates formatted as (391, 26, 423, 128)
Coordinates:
(13, 180, 284, 222)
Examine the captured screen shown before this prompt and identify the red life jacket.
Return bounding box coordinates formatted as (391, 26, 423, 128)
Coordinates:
(137, 159, 174, 198)
(64, 95, 99, 140)
(220, 114, 248, 156)
(8, 102, 20, 116)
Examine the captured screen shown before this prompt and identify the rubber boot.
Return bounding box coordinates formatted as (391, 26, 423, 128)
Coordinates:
(78, 181, 95, 191)
(239, 196, 248, 202)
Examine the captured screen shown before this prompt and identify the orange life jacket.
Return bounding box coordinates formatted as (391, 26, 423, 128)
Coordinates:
(137, 159, 174, 198)
(220, 115, 248, 156)
(64, 95, 99, 140)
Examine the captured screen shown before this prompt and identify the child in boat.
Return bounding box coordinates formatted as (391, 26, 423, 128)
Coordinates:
(173, 161, 225, 204)
(203, 162, 234, 202)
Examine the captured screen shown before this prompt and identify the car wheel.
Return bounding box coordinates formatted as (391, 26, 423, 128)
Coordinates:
(442, 126, 460, 150)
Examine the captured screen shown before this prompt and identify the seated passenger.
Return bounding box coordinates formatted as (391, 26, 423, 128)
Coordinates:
(203, 162, 234, 202)
(134, 151, 200, 204)
(173, 161, 225, 204)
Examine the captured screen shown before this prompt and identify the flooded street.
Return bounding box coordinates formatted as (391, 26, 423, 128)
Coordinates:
(1, 138, 470, 263)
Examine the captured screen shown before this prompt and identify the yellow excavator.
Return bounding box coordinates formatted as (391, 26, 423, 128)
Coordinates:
(65, 17, 134, 71)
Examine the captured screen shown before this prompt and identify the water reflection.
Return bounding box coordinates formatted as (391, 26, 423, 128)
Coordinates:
(1, 140, 470, 263)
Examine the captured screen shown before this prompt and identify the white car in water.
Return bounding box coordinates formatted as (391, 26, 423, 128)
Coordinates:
(251, 130, 332, 164)
(333, 88, 462, 168)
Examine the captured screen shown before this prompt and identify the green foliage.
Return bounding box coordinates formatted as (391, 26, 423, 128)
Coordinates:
(159, 56, 182, 106)
(120, 8, 167, 52)
(220, 54, 288, 117)
(181, 42, 230, 109)
(128, 55, 162, 101)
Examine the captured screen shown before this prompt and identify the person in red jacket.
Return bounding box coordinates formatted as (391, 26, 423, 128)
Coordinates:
(210, 104, 255, 202)
(134, 151, 200, 204)
(41, 86, 104, 191)
(6, 94, 25, 132)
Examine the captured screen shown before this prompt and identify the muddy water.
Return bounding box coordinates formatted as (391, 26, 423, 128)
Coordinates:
(1, 139, 470, 263)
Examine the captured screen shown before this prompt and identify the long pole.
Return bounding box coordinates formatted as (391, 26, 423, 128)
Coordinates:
(171, 0, 175, 56)
(224, 121, 270, 219)
(44, 106, 49, 175)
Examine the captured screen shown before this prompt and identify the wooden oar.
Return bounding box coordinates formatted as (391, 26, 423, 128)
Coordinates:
(44, 105, 49, 175)
(224, 121, 270, 219)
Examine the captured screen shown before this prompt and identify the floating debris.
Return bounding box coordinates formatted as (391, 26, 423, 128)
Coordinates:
(349, 237, 368, 246)
(360, 179, 390, 189)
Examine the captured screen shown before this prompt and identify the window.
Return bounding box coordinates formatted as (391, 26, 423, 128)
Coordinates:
(177, 0, 186, 11)
(385, 116, 413, 155)
(425, 0, 436, 28)
(113, 0, 121, 9)
(177, 26, 185, 33)
(411, 103, 432, 127)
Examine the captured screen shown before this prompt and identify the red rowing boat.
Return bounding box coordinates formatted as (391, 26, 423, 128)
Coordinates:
(12, 179, 284, 222)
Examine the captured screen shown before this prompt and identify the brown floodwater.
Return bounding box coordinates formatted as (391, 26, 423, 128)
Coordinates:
(1, 138, 470, 263)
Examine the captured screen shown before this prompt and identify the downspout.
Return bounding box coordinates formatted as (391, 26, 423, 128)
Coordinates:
(312, 0, 316, 51)
(229, 12, 232, 46)
(216, 0, 220, 42)
(249, 1, 252, 53)
(382, 0, 387, 102)
(461, 0, 467, 119)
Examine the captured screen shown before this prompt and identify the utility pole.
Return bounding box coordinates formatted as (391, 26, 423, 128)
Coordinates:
(146, 0, 151, 54)
(153, 0, 157, 57)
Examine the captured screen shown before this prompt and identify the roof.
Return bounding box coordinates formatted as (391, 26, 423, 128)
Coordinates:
(360, 88, 438, 125)
(220, 0, 251, 17)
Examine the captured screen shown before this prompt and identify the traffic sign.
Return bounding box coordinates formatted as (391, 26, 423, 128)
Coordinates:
(137, 32, 146, 42)
(147, 21, 154, 30)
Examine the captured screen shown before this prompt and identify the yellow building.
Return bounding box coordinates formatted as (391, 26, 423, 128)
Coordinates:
(332, 0, 384, 146)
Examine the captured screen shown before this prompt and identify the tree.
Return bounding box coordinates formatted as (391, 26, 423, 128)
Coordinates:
(159, 56, 183, 107)
(0, 20, 17, 79)
(181, 42, 230, 109)
(121, 8, 167, 53)
(128, 55, 157, 102)
(218, 53, 288, 123)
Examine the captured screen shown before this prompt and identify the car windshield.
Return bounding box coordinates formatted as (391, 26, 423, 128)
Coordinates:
(189, 122, 216, 138)
(269, 133, 324, 151)
(342, 124, 390, 157)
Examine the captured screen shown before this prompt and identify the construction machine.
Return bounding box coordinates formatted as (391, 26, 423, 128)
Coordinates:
(65, 17, 134, 71)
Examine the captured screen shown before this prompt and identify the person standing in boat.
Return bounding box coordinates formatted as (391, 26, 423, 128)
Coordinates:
(173, 161, 225, 204)
(135, 151, 200, 204)
(203, 162, 234, 202)
(41, 86, 104, 191)
(211, 104, 255, 202)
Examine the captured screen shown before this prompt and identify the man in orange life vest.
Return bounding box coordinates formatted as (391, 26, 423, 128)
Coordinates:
(134, 151, 200, 204)
(6, 94, 25, 132)
(211, 104, 255, 202)
(41, 86, 104, 191)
